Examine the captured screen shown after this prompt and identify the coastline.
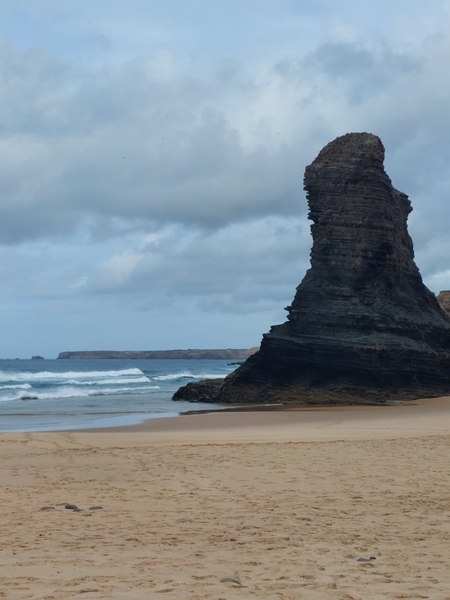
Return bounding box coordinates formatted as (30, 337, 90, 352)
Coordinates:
(67, 395, 450, 443)
(2, 396, 450, 598)
(0, 357, 238, 433)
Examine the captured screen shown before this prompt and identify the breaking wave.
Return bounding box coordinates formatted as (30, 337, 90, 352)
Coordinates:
(0, 368, 145, 383)
(152, 371, 223, 381)
(16, 385, 161, 402)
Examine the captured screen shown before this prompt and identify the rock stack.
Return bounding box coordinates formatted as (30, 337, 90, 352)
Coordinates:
(174, 133, 450, 405)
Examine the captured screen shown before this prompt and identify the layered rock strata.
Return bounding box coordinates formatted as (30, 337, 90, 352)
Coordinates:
(174, 133, 450, 405)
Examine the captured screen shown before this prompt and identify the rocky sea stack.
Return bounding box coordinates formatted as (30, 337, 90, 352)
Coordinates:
(174, 133, 450, 405)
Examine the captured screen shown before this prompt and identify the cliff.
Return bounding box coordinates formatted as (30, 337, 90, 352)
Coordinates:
(58, 348, 258, 360)
(174, 133, 450, 405)
(437, 291, 450, 318)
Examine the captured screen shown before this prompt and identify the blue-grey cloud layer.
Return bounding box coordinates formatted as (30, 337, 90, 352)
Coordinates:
(1, 1, 450, 355)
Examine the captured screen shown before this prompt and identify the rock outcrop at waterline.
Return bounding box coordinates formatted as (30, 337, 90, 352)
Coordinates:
(174, 132, 450, 405)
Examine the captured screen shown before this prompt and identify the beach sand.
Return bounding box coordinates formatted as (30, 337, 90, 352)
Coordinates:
(2, 397, 450, 599)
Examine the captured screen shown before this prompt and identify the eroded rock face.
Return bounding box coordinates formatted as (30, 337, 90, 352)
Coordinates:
(437, 291, 450, 318)
(175, 133, 450, 405)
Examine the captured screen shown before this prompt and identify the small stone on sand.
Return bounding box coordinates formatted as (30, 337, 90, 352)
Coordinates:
(40, 506, 55, 510)
(89, 506, 103, 510)
(65, 504, 78, 510)
(357, 557, 376, 562)
(220, 577, 242, 585)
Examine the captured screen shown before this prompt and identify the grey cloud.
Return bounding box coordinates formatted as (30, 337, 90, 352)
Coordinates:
(61, 108, 301, 225)
(1, 33, 450, 296)
(0, 43, 67, 135)
(85, 218, 312, 315)
(302, 42, 420, 104)
(0, 45, 308, 243)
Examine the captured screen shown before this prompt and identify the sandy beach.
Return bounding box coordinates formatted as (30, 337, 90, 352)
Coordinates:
(2, 397, 450, 599)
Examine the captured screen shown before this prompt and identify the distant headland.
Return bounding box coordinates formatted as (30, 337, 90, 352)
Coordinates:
(57, 348, 259, 360)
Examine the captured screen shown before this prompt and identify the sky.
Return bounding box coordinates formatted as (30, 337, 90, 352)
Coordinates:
(1, 0, 450, 357)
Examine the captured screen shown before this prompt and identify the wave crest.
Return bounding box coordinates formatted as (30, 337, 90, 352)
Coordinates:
(0, 368, 145, 383)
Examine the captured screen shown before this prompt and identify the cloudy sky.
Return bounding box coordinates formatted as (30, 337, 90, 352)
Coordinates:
(1, 0, 450, 358)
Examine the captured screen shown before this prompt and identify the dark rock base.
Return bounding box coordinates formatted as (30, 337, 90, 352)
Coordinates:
(173, 339, 450, 405)
(172, 378, 224, 403)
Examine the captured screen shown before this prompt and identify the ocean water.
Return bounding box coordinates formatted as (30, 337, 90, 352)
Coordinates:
(0, 358, 238, 432)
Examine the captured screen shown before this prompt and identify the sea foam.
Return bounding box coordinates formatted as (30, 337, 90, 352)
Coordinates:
(0, 368, 145, 383)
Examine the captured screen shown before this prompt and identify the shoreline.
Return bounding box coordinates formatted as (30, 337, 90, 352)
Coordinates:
(3, 395, 450, 440)
(45, 394, 450, 444)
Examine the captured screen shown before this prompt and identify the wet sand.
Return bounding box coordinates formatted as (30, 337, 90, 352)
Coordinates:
(2, 396, 450, 598)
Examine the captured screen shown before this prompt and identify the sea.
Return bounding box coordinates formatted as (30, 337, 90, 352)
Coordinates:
(0, 358, 238, 432)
